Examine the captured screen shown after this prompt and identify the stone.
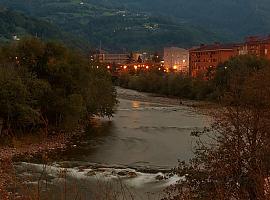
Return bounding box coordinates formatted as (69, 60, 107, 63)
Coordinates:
(155, 175, 164, 181)
(128, 171, 137, 178)
(117, 171, 128, 176)
(86, 171, 96, 176)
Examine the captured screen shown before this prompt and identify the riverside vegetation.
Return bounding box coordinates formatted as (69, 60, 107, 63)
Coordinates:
(0, 37, 117, 199)
(1, 45, 270, 200)
(119, 55, 270, 101)
(162, 55, 270, 200)
(119, 55, 270, 199)
(0, 37, 117, 136)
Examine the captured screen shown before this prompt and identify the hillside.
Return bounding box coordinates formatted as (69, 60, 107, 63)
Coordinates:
(92, 0, 270, 40)
(0, 0, 226, 51)
(0, 7, 90, 51)
(0, 7, 61, 42)
(2, 0, 270, 51)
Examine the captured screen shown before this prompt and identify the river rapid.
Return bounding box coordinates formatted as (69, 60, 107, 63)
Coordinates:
(15, 87, 210, 200)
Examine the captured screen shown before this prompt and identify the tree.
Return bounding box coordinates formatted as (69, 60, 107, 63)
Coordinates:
(0, 37, 117, 134)
(164, 57, 270, 200)
(214, 55, 270, 98)
(0, 66, 50, 135)
(137, 55, 143, 63)
(127, 52, 134, 63)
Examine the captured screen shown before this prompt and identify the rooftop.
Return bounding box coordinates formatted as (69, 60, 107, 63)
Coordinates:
(189, 43, 240, 52)
(245, 35, 270, 43)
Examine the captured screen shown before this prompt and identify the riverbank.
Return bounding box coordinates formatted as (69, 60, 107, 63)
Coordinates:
(0, 127, 85, 199)
(117, 86, 216, 111)
(0, 87, 211, 200)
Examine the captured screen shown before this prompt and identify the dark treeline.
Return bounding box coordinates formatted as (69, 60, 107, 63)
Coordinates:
(119, 55, 270, 101)
(119, 72, 215, 100)
(0, 38, 117, 136)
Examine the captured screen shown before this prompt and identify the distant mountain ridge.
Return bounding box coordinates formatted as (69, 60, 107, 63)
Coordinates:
(2, 0, 269, 51)
(0, 0, 228, 51)
(91, 0, 270, 39)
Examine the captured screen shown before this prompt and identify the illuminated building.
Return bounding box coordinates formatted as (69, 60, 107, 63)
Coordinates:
(164, 47, 189, 73)
(95, 53, 130, 65)
(236, 36, 270, 59)
(189, 36, 270, 78)
(189, 43, 236, 77)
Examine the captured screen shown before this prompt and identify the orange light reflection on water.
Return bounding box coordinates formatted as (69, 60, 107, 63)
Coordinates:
(132, 101, 140, 109)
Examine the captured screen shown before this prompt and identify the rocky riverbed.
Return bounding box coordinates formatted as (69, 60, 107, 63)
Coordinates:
(11, 87, 210, 200)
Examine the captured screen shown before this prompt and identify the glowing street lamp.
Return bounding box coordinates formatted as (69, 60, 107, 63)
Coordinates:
(123, 65, 127, 69)
(134, 65, 138, 70)
(146, 66, 149, 69)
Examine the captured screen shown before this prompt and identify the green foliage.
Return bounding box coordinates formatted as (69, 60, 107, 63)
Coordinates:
(119, 71, 214, 100)
(0, 38, 117, 134)
(0, 67, 47, 132)
(119, 55, 270, 102)
(214, 55, 270, 99)
(0, 0, 224, 51)
(94, 0, 270, 41)
(0, 8, 90, 51)
(163, 56, 270, 200)
(3, 0, 270, 51)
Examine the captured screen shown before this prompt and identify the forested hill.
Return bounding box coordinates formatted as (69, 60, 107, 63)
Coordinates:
(0, 8, 60, 42)
(0, 0, 226, 52)
(92, 0, 270, 40)
(0, 7, 90, 51)
(1, 0, 270, 51)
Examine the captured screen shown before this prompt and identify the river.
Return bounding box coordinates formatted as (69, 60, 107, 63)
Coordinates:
(15, 88, 210, 200)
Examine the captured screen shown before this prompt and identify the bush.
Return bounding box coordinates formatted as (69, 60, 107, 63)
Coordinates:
(119, 71, 214, 100)
(0, 38, 117, 134)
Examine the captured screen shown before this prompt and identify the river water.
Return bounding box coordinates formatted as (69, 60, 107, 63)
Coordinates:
(16, 88, 210, 199)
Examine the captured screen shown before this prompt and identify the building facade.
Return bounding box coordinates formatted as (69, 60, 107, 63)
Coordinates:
(95, 53, 130, 64)
(189, 36, 270, 78)
(236, 36, 270, 59)
(189, 44, 236, 77)
(164, 47, 189, 73)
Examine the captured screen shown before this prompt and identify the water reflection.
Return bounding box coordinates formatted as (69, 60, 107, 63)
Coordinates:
(55, 99, 208, 169)
(16, 96, 210, 200)
(132, 101, 141, 109)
